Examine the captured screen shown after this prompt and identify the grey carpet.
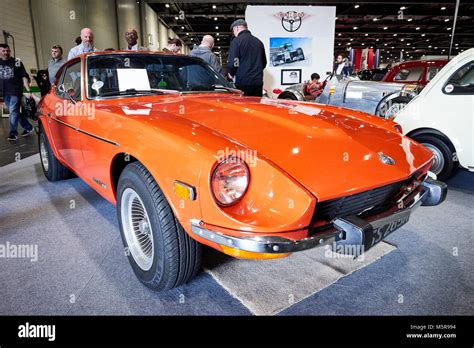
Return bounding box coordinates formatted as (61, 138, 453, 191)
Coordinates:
(205, 241, 395, 315)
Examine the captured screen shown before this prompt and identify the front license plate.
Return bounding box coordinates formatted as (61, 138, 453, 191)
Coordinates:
(365, 209, 411, 249)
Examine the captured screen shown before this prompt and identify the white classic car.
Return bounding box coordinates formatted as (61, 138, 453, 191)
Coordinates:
(394, 48, 474, 180)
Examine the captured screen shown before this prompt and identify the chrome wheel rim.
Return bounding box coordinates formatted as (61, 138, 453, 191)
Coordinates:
(39, 136, 49, 172)
(384, 102, 406, 119)
(121, 188, 154, 271)
(422, 143, 445, 175)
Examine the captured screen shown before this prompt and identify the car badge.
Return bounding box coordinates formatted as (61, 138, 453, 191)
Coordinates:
(378, 152, 395, 165)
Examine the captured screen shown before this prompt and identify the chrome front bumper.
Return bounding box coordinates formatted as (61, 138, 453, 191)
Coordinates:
(190, 179, 447, 255)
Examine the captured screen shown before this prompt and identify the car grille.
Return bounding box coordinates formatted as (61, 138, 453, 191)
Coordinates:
(313, 179, 409, 222)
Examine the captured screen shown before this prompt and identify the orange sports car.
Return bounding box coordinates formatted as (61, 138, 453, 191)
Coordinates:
(37, 51, 447, 290)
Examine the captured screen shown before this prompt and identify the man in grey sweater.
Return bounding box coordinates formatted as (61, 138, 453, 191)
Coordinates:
(190, 35, 223, 75)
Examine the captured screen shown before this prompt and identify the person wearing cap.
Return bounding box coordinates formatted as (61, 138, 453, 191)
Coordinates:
(227, 19, 267, 97)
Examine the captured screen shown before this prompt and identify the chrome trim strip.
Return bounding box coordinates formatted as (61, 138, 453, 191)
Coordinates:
(50, 117, 119, 146)
(190, 178, 446, 254)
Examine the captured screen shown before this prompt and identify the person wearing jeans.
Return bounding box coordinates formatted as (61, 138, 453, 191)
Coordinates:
(0, 43, 33, 140)
(4, 96, 33, 139)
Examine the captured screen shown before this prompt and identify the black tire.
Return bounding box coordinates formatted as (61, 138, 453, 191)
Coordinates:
(279, 92, 298, 100)
(375, 95, 411, 119)
(412, 134, 458, 181)
(116, 162, 202, 290)
(38, 123, 73, 181)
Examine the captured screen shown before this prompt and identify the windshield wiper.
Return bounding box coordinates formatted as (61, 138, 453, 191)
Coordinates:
(99, 88, 180, 97)
(209, 85, 242, 93)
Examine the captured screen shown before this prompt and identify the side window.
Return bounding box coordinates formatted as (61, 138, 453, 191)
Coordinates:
(443, 61, 474, 95)
(394, 67, 423, 81)
(427, 66, 443, 81)
(57, 61, 81, 100)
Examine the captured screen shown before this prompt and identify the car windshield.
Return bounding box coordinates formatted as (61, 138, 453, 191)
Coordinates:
(86, 53, 232, 98)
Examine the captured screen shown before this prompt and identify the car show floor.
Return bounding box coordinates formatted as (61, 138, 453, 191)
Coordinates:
(0, 154, 473, 315)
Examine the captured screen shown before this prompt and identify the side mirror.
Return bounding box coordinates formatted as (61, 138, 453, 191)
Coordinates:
(57, 83, 77, 104)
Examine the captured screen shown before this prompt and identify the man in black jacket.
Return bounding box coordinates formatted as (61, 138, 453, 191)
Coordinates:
(227, 19, 267, 97)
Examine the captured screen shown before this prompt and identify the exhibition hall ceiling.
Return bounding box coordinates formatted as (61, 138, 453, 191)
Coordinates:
(149, 0, 474, 61)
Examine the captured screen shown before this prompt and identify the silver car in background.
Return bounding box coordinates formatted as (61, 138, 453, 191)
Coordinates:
(277, 74, 418, 119)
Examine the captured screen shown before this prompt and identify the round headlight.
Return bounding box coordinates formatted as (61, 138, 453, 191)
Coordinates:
(211, 157, 250, 206)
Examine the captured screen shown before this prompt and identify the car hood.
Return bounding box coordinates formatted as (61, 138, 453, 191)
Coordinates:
(105, 95, 432, 201)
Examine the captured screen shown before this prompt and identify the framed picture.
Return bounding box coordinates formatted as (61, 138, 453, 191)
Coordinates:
(281, 69, 302, 85)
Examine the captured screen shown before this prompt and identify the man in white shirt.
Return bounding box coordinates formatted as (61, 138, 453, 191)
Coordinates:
(68, 28, 99, 60)
(124, 28, 149, 51)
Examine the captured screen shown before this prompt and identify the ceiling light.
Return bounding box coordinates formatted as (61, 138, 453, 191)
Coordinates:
(362, 43, 365, 46)
(214, 17, 218, 21)
(373, 18, 378, 21)
(212, 5, 216, 9)
(338, 33, 341, 36)
(353, 26, 358, 30)
(428, 45, 432, 48)
(434, 46, 438, 49)
(216, 33, 219, 36)
(445, 18, 449, 22)
(383, 27, 388, 30)
(354, 4, 360, 8)
(416, 27, 420, 30)
(421, 33, 425, 37)
(393, 33, 397, 36)
(174, 16, 179, 20)
(426, 39, 430, 41)
(407, 18, 413, 22)
(217, 38, 220, 41)
(455, 43, 459, 46)
(186, 32, 189, 35)
(447, 27, 452, 30)
(181, 26, 184, 29)
(400, 38, 405, 41)
(165, 3, 170, 8)
(392, 46, 395, 49)
(350, 38, 353, 41)
(441, 6, 446, 10)
(335, 16, 338, 20)
(376, 39, 379, 41)
(338, 43, 341, 46)
(407, 43, 410, 45)
(384, 43, 388, 46)
(215, 26, 219, 29)
(218, 46, 220, 49)
(365, 33, 368, 36)
(400, 6, 406, 10)
(346, 43, 351, 45)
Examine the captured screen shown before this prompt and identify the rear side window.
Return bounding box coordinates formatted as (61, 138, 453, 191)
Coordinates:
(393, 67, 423, 81)
(427, 66, 443, 81)
(443, 61, 474, 95)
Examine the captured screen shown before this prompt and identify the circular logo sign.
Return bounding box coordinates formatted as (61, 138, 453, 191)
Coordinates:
(281, 11, 303, 32)
(444, 84, 454, 93)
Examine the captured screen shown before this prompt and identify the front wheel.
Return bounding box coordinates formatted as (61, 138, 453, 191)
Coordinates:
(116, 162, 202, 290)
(412, 134, 458, 181)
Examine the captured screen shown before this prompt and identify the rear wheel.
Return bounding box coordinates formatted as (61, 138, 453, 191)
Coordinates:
(116, 162, 202, 290)
(412, 134, 458, 180)
(38, 124, 73, 181)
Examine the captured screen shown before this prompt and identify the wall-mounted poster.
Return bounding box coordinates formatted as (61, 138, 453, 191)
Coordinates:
(281, 69, 302, 85)
(269, 37, 312, 67)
